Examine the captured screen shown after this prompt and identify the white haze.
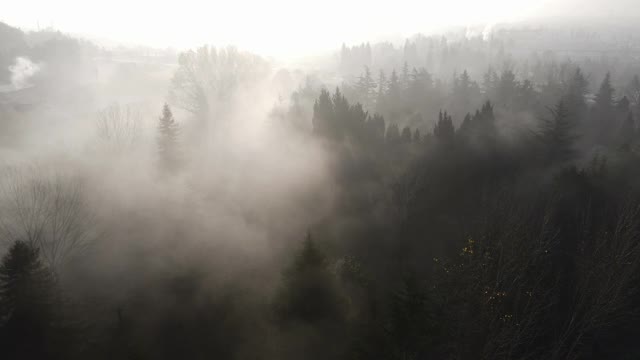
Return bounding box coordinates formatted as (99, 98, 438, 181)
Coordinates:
(0, 0, 571, 58)
(10, 57, 40, 89)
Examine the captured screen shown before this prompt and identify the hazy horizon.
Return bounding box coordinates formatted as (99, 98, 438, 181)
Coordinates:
(4, 0, 638, 58)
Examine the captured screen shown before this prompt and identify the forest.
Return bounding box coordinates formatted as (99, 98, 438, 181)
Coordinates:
(2, 11, 640, 360)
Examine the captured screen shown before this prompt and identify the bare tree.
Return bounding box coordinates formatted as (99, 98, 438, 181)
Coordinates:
(168, 46, 270, 121)
(0, 167, 98, 270)
(96, 102, 142, 150)
(550, 203, 640, 360)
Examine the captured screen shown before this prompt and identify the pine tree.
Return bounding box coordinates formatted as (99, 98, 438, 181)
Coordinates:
(413, 129, 421, 142)
(312, 88, 334, 137)
(537, 101, 576, 163)
(562, 68, 588, 124)
(434, 110, 455, 145)
(401, 62, 410, 91)
(376, 70, 387, 113)
(157, 103, 180, 172)
(367, 113, 386, 143)
(386, 124, 401, 144)
(497, 70, 518, 108)
(274, 233, 346, 325)
(401, 126, 412, 143)
(388, 70, 400, 97)
(594, 73, 616, 144)
(0, 241, 57, 359)
(619, 111, 636, 148)
(595, 72, 615, 115)
(355, 66, 376, 110)
(387, 70, 401, 116)
(387, 273, 433, 359)
(625, 75, 640, 109)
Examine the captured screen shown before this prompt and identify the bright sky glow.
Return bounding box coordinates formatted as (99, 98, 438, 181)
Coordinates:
(0, 0, 591, 57)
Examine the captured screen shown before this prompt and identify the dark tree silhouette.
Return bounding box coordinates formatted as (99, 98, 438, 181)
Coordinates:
(537, 101, 576, 163)
(433, 110, 455, 145)
(157, 103, 180, 172)
(0, 241, 57, 359)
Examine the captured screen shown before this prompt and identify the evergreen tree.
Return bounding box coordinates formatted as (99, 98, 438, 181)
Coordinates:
(619, 111, 636, 148)
(401, 62, 410, 91)
(386, 124, 401, 145)
(387, 70, 402, 117)
(625, 75, 640, 116)
(452, 70, 480, 117)
(482, 67, 499, 100)
(497, 70, 518, 109)
(563, 68, 589, 125)
(434, 110, 455, 145)
(157, 103, 180, 172)
(537, 101, 576, 163)
(376, 69, 388, 113)
(367, 113, 386, 143)
(387, 273, 434, 359)
(312, 88, 334, 137)
(413, 129, 421, 142)
(595, 72, 615, 114)
(0, 241, 57, 359)
(388, 70, 400, 98)
(355, 66, 376, 110)
(274, 233, 346, 325)
(401, 126, 412, 143)
(593, 73, 616, 144)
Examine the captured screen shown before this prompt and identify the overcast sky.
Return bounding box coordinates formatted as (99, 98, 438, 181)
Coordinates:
(2, 0, 637, 57)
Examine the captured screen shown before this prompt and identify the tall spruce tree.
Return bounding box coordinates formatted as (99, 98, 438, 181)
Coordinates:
(537, 101, 576, 163)
(157, 103, 180, 172)
(0, 241, 57, 359)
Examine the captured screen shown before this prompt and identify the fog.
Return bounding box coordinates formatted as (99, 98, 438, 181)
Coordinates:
(3, 1, 640, 359)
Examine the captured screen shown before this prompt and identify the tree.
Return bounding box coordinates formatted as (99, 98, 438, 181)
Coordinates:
(168, 46, 269, 133)
(625, 75, 640, 118)
(595, 72, 615, 114)
(366, 113, 386, 143)
(562, 68, 589, 125)
(157, 103, 181, 172)
(376, 70, 387, 113)
(593, 73, 616, 144)
(388, 70, 401, 102)
(0, 241, 57, 359)
(619, 111, 636, 148)
(312, 89, 334, 138)
(386, 272, 434, 360)
(0, 168, 97, 270)
(386, 124, 401, 145)
(537, 101, 576, 163)
(452, 70, 481, 119)
(483, 67, 499, 100)
(413, 129, 421, 142)
(355, 66, 376, 110)
(401, 126, 413, 144)
(274, 233, 345, 324)
(434, 111, 455, 145)
(273, 233, 348, 360)
(401, 62, 410, 91)
(96, 103, 141, 151)
(497, 69, 518, 109)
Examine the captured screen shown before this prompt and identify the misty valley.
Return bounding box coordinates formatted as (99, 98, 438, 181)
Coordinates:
(3, 9, 640, 360)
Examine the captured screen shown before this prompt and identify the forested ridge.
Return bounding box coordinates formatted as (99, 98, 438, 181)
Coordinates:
(2, 20, 640, 360)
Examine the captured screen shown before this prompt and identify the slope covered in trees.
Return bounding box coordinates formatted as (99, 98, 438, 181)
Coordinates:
(3, 19, 640, 360)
